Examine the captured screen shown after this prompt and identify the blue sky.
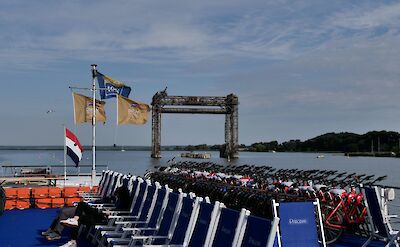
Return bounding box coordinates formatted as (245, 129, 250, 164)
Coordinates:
(1, 0, 400, 146)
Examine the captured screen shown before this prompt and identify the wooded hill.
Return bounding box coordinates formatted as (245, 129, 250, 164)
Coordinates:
(249, 131, 400, 153)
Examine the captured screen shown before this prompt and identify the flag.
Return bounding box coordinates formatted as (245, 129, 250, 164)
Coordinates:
(117, 95, 150, 125)
(96, 72, 131, 99)
(73, 93, 106, 124)
(65, 128, 83, 167)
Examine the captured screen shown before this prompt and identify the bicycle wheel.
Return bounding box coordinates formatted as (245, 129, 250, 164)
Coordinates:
(319, 204, 344, 244)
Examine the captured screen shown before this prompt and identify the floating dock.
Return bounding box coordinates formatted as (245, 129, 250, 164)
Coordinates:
(180, 152, 211, 159)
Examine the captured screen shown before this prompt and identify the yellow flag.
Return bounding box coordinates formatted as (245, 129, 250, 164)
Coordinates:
(117, 95, 150, 125)
(73, 93, 106, 124)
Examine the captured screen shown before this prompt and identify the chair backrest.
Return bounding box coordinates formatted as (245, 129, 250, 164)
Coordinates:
(130, 179, 148, 216)
(209, 207, 247, 247)
(97, 170, 109, 194)
(363, 186, 390, 238)
(108, 173, 123, 196)
(153, 192, 182, 237)
(97, 170, 108, 193)
(127, 176, 137, 194)
(236, 215, 279, 247)
(100, 171, 113, 197)
(127, 177, 143, 213)
(274, 201, 320, 247)
(118, 175, 129, 191)
(188, 201, 221, 247)
(102, 172, 118, 198)
(137, 183, 157, 221)
(120, 186, 169, 238)
(146, 186, 169, 228)
(168, 197, 198, 245)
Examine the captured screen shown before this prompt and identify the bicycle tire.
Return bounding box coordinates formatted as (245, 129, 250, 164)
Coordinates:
(320, 204, 344, 244)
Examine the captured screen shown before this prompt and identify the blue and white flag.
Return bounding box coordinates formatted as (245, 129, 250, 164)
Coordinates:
(96, 72, 131, 99)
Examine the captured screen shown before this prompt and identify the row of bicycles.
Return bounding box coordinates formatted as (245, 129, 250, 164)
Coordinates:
(147, 161, 388, 243)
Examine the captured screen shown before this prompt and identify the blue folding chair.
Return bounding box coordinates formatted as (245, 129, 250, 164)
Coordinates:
(272, 199, 326, 247)
(186, 201, 222, 247)
(206, 207, 248, 247)
(128, 195, 200, 246)
(99, 181, 167, 246)
(235, 214, 279, 247)
(84, 172, 121, 202)
(81, 170, 114, 200)
(90, 174, 131, 209)
(80, 170, 110, 198)
(107, 191, 182, 246)
(361, 185, 399, 247)
(92, 181, 158, 244)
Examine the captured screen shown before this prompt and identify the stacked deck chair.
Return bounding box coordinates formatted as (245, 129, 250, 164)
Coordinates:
(82, 171, 119, 203)
(205, 207, 248, 247)
(183, 201, 223, 247)
(78, 174, 130, 236)
(112, 194, 201, 247)
(105, 190, 184, 246)
(126, 197, 222, 247)
(361, 185, 400, 247)
(85, 176, 140, 239)
(235, 214, 279, 247)
(90, 174, 132, 210)
(94, 172, 124, 204)
(80, 170, 111, 199)
(98, 185, 172, 247)
(91, 178, 157, 244)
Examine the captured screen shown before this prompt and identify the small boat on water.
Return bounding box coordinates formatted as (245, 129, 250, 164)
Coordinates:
(180, 152, 211, 159)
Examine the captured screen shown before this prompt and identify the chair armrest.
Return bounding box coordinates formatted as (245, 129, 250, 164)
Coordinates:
(102, 231, 123, 237)
(114, 220, 146, 225)
(107, 237, 131, 244)
(90, 203, 115, 206)
(109, 215, 139, 219)
(122, 227, 157, 232)
(95, 225, 116, 231)
(130, 235, 168, 241)
(143, 245, 183, 247)
(108, 210, 131, 215)
(101, 206, 117, 210)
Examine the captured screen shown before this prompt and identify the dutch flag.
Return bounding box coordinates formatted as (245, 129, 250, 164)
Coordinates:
(65, 128, 83, 167)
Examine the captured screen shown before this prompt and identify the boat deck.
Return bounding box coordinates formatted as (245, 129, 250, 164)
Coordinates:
(0, 208, 389, 247)
(330, 234, 387, 247)
(0, 208, 94, 247)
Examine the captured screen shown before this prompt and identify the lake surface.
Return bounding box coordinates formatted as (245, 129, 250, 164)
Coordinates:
(1, 150, 399, 227)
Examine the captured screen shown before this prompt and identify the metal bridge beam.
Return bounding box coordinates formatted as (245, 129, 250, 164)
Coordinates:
(157, 96, 227, 106)
(151, 91, 239, 159)
(161, 108, 227, 114)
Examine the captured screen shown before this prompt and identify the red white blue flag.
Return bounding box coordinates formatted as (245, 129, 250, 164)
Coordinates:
(65, 128, 83, 167)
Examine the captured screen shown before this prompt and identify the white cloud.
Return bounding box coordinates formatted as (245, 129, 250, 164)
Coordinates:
(329, 2, 400, 29)
(2, 1, 400, 144)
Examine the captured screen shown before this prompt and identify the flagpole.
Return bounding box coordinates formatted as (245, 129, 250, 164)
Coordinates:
(91, 64, 97, 188)
(64, 125, 67, 186)
(115, 95, 119, 147)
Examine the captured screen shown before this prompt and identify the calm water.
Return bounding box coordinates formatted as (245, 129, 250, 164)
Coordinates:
(0, 150, 398, 187)
(1, 149, 399, 231)
(1, 150, 400, 224)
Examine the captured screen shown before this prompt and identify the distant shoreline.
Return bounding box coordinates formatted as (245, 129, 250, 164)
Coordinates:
(0, 146, 398, 158)
(0, 146, 151, 151)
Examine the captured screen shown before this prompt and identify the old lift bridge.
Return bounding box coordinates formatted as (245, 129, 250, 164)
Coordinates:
(151, 91, 239, 159)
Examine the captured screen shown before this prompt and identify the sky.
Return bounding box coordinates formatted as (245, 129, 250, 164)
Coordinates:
(1, 0, 400, 146)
